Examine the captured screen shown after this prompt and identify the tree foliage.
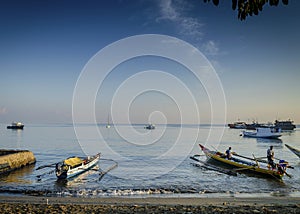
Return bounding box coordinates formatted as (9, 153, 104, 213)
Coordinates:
(204, 0, 289, 20)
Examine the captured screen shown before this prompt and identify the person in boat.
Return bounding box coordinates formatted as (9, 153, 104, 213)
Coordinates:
(225, 147, 233, 160)
(267, 146, 276, 169)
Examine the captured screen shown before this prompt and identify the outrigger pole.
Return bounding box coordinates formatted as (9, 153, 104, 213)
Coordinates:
(190, 155, 237, 176)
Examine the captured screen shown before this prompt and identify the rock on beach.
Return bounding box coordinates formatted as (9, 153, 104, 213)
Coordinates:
(0, 149, 36, 174)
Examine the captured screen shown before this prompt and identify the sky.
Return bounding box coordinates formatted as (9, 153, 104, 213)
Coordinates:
(0, 0, 299, 124)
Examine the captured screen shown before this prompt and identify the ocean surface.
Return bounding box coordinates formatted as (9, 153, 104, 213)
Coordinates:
(0, 123, 300, 198)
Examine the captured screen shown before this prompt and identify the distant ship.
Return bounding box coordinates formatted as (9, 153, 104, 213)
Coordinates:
(245, 121, 271, 130)
(228, 121, 247, 129)
(7, 122, 24, 129)
(274, 120, 296, 131)
(145, 124, 155, 130)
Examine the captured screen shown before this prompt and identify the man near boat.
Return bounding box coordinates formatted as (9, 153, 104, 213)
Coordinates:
(225, 147, 234, 160)
(267, 146, 276, 169)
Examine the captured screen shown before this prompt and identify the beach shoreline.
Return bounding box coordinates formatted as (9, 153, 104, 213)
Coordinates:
(0, 195, 299, 213)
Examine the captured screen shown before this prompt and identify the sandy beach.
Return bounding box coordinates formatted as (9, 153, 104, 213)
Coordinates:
(0, 195, 299, 213)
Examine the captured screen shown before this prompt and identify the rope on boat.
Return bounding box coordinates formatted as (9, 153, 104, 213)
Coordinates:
(98, 158, 118, 181)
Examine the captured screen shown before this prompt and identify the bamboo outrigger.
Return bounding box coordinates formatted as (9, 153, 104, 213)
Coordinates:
(285, 144, 300, 158)
(199, 144, 291, 180)
(190, 155, 237, 176)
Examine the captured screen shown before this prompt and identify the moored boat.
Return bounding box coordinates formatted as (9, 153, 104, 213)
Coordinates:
(242, 127, 281, 139)
(285, 144, 300, 158)
(274, 120, 296, 131)
(245, 121, 269, 130)
(7, 122, 24, 129)
(55, 153, 100, 179)
(145, 124, 155, 130)
(228, 121, 247, 129)
(199, 144, 290, 180)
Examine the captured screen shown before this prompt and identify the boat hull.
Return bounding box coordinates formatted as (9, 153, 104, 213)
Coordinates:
(7, 125, 24, 129)
(242, 131, 282, 139)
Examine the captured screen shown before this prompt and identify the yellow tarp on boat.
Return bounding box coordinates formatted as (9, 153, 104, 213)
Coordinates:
(64, 157, 83, 167)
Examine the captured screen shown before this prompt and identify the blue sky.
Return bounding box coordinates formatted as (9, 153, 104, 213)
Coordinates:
(0, 0, 299, 124)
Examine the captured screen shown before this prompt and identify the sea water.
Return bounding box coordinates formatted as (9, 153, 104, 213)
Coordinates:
(0, 123, 299, 198)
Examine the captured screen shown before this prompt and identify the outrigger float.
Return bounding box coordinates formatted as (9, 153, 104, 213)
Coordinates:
(191, 144, 292, 180)
(285, 144, 300, 158)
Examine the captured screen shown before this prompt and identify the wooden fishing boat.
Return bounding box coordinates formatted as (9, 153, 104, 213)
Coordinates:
(55, 153, 100, 179)
(285, 144, 300, 158)
(199, 144, 290, 180)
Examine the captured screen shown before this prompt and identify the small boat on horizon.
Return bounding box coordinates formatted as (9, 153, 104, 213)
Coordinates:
(145, 124, 155, 130)
(7, 122, 24, 129)
(55, 153, 100, 179)
(242, 127, 282, 139)
(228, 121, 247, 129)
(198, 144, 290, 180)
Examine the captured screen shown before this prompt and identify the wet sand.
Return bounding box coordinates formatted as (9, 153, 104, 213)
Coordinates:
(0, 195, 300, 213)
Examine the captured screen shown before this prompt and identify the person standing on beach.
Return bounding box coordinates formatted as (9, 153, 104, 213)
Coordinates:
(267, 146, 275, 169)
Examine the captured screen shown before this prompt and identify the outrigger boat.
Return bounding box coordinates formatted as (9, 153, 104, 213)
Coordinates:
(285, 144, 300, 158)
(55, 153, 100, 179)
(198, 144, 291, 180)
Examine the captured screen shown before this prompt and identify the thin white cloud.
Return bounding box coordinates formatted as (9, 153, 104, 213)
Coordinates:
(156, 0, 221, 57)
(157, 0, 179, 21)
(156, 0, 204, 40)
(202, 40, 219, 56)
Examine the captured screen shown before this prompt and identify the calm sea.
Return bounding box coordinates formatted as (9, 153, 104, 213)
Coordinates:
(0, 123, 299, 198)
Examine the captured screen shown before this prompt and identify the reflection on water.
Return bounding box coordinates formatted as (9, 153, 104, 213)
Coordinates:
(6, 129, 24, 149)
(0, 164, 35, 184)
(256, 138, 283, 147)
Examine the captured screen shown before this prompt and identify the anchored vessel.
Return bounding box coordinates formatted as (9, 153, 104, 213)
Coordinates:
(228, 121, 247, 129)
(7, 122, 24, 129)
(55, 153, 100, 179)
(274, 120, 296, 131)
(145, 124, 155, 130)
(242, 127, 282, 139)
